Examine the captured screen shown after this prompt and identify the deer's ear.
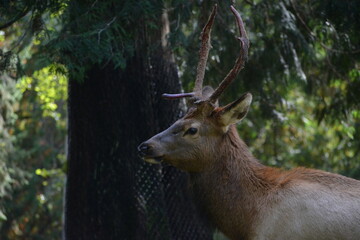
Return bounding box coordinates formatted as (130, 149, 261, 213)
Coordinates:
(216, 93, 252, 127)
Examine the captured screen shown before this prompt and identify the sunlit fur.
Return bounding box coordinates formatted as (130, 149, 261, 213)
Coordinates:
(141, 98, 360, 240)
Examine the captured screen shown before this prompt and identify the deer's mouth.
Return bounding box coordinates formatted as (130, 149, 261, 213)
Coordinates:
(143, 156, 163, 164)
(137, 142, 164, 164)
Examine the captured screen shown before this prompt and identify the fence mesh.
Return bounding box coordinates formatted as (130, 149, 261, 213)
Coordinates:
(134, 160, 213, 240)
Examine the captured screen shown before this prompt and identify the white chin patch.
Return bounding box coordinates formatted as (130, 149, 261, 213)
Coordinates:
(144, 157, 163, 164)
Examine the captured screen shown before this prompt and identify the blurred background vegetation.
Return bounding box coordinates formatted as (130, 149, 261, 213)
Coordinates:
(0, 0, 359, 239)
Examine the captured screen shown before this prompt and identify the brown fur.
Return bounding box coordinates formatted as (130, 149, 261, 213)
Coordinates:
(138, 5, 360, 238)
(189, 125, 360, 240)
(190, 125, 268, 239)
(140, 101, 360, 239)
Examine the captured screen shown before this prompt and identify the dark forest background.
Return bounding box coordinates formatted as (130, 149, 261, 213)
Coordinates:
(0, 0, 359, 239)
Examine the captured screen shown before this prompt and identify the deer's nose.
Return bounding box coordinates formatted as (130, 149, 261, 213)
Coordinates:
(137, 142, 151, 156)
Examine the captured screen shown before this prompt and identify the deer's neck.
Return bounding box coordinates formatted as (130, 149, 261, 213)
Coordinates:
(190, 125, 273, 239)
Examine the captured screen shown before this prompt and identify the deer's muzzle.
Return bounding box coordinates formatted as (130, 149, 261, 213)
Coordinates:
(137, 142, 163, 164)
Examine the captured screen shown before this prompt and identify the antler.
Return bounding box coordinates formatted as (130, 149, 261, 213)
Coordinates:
(162, 92, 195, 99)
(162, 4, 217, 100)
(208, 5, 249, 103)
(193, 4, 217, 96)
(162, 5, 248, 103)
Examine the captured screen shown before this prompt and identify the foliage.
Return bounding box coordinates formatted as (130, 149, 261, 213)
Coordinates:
(42, 0, 164, 80)
(17, 65, 67, 119)
(169, 0, 360, 178)
(0, 65, 67, 238)
(0, 74, 28, 222)
(0, 0, 359, 239)
(1, 2, 67, 237)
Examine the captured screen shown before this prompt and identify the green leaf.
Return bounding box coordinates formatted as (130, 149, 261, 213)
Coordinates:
(0, 210, 7, 221)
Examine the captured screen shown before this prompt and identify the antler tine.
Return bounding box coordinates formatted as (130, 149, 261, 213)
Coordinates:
(161, 5, 217, 101)
(193, 4, 218, 96)
(209, 5, 249, 103)
(162, 92, 195, 99)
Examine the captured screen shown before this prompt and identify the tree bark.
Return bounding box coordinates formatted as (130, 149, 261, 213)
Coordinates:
(65, 51, 212, 239)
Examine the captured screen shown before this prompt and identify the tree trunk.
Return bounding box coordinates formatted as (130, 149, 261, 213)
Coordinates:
(65, 49, 212, 239)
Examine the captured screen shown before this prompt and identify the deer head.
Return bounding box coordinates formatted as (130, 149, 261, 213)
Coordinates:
(138, 5, 250, 172)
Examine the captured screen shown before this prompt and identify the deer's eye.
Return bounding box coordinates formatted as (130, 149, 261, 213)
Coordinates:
(184, 127, 198, 136)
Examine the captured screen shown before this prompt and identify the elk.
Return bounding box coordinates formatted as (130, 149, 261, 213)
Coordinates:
(138, 4, 360, 240)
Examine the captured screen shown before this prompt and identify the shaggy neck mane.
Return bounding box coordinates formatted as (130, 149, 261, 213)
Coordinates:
(213, 124, 273, 190)
(190, 125, 275, 239)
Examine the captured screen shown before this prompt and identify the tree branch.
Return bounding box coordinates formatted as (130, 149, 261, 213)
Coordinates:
(0, 6, 30, 30)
